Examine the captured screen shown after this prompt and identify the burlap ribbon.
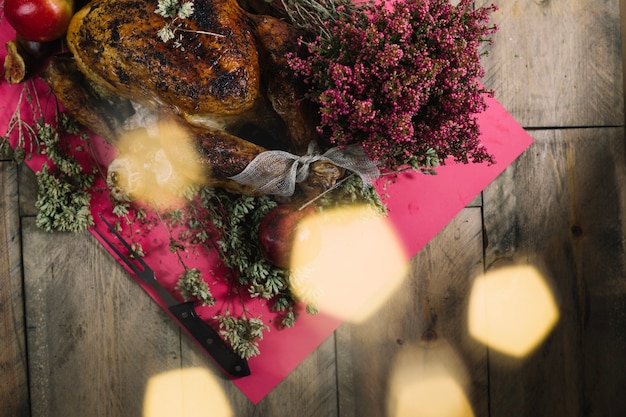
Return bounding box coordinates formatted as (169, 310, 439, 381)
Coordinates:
(229, 142, 380, 196)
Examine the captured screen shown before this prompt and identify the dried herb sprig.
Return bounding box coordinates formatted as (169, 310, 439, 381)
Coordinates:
(1, 81, 98, 234)
(155, 0, 195, 43)
(35, 164, 94, 232)
(271, 0, 369, 40)
(151, 206, 216, 306)
(214, 311, 269, 359)
(176, 267, 215, 306)
(154, 0, 225, 47)
(2, 81, 46, 162)
(197, 187, 291, 301)
(33, 117, 96, 233)
(312, 173, 387, 213)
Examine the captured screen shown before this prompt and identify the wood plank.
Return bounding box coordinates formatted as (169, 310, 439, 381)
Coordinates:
(22, 218, 182, 417)
(18, 163, 38, 217)
(622, 0, 626, 121)
(477, 0, 624, 128)
(336, 207, 488, 417)
(0, 161, 29, 417)
(251, 335, 338, 416)
(483, 127, 626, 416)
(180, 332, 339, 416)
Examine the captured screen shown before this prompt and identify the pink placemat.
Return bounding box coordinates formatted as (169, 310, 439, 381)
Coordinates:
(0, 19, 532, 403)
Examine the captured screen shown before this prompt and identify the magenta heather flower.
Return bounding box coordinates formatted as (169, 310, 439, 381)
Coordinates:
(288, 0, 498, 172)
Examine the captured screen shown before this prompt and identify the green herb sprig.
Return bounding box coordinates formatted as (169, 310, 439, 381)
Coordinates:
(197, 187, 301, 315)
(176, 267, 215, 306)
(155, 0, 195, 43)
(33, 117, 96, 233)
(215, 311, 269, 359)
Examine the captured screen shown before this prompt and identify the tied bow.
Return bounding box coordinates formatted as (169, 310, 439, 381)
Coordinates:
(229, 142, 380, 197)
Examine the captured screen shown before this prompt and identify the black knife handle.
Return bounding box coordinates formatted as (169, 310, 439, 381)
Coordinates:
(169, 302, 250, 377)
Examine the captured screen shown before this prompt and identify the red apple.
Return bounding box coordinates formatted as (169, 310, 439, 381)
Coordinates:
(4, 0, 74, 42)
(258, 204, 321, 268)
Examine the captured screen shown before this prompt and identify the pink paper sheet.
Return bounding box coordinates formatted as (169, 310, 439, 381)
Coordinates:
(0, 19, 532, 403)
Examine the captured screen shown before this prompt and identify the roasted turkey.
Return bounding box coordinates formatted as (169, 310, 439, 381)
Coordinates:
(42, 0, 344, 196)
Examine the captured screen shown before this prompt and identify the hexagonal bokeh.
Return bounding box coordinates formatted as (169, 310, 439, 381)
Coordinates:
(468, 265, 559, 357)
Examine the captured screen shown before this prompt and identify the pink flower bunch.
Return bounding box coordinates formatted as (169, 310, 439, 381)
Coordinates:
(289, 0, 498, 172)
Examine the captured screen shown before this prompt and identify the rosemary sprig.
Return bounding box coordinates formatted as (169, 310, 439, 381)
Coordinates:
(272, 0, 368, 40)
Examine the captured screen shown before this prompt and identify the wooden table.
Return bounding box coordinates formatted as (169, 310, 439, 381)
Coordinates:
(2, 1, 626, 415)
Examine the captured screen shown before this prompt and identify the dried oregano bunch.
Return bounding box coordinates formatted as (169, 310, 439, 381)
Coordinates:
(215, 311, 269, 359)
(1, 84, 96, 233)
(32, 116, 96, 233)
(176, 267, 215, 306)
(196, 186, 302, 328)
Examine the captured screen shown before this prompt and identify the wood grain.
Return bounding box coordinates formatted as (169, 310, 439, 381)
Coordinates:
(18, 163, 38, 217)
(5, 0, 626, 415)
(236, 335, 338, 416)
(478, 0, 624, 128)
(179, 324, 339, 416)
(336, 207, 488, 417)
(622, 0, 626, 124)
(483, 127, 626, 416)
(0, 162, 29, 417)
(22, 218, 182, 417)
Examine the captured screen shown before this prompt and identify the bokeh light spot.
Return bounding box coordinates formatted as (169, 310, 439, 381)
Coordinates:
(290, 205, 408, 322)
(468, 265, 559, 357)
(143, 367, 232, 417)
(387, 338, 474, 417)
(107, 120, 203, 209)
(393, 376, 475, 417)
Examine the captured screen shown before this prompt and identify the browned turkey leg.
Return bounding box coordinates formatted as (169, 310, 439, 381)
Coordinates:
(249, 13, 320, 155)
(42, 54, 135, 142)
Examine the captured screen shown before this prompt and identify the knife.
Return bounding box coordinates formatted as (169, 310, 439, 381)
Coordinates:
(94, 213, 250, 377)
